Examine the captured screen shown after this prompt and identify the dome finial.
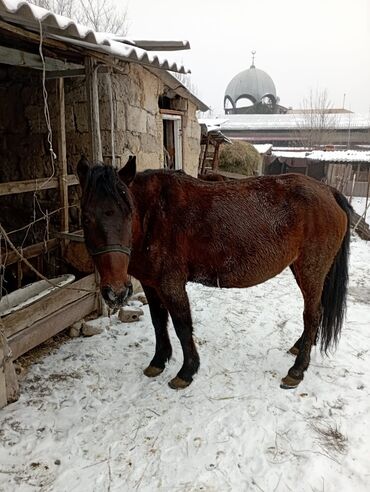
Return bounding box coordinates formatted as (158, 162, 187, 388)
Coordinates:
(251, 50, 256, 68)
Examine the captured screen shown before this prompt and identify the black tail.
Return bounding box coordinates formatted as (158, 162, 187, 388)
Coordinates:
(319, 189, 352, 353)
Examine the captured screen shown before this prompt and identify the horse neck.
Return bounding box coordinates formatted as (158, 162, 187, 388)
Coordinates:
(130, 173, 161, 249)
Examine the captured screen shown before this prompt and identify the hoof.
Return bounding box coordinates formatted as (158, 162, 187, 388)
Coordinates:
(280, 375, 301, 389)
(288, 346, 300, 356)
(143, 366, 163, 378)
(168, 376, 191, 390)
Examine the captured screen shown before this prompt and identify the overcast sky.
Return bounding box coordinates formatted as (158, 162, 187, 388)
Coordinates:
(123, 0, 370, 116)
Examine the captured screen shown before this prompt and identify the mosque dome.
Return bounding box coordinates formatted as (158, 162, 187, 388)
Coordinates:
(224, 52, 280, 114)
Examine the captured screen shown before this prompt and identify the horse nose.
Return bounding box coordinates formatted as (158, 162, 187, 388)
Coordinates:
(101, 285, 132, 308)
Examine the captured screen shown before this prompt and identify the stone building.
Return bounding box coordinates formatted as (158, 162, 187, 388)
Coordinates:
(0, 0, 208, 406)
(0, 0, 208, 243)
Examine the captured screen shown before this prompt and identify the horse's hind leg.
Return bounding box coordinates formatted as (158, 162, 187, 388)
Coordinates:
(142, 284, 172, 378)
(288, 265, 305, 355)
(159, 278, 200, 390)
(288, 264, 318, 356)
(281, 296, 322, 389)
(281, 263, 324, 389)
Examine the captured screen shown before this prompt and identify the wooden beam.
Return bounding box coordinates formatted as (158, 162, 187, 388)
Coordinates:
(0, 174, 78, 197)
(0, 44, 82, 72)
(0, 323, 19, 407)
(159, 109, 185, 116)
(85, 57, 103, 162)
(4, 238, 59, 267)
(46, 68, 86, 79)
(57, 78, 69, 234)
(0, 20, 82, 58)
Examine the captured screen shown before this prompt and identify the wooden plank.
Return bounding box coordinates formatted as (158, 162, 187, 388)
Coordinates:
(9, 293, 97, 360)
(0, 19, 82, 57)
(0, 174, 79, 197)
(57, 78, 69, 234)
(159, 109, 185, 116)
(0, 177, 58, 195)
(46, 68, 86, 79)
(85, 57, 103, 162)
(4, 238, 59, 267)
(0, 324, 19, 406)
(3, 274, 96, 339)
(0, 45, 83, 72)
(0, 340, 6, 408)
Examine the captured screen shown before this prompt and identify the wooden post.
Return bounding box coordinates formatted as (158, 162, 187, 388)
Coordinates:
(201, 136, 209, 174)
(57, 78, 69, 237)
(85, 57, 104, 313)
(85, 57, 103, 163)
(349, 171, 357, 204)
(365, 167, 370, 220)
(212, 142, 220, 171)
(0, 320, 19, 408)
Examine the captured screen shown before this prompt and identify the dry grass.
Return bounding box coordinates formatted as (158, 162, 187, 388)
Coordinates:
(310, 421, 348, 455)
(219, 140, 261, 176)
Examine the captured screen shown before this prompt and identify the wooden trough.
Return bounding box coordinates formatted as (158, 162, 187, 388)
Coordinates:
(0, 274, 98, 407)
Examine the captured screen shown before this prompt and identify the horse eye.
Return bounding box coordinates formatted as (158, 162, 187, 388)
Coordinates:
(104, 210, 114, 217)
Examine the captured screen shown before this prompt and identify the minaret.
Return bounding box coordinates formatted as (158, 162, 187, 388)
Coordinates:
(251, 50, 256, 68)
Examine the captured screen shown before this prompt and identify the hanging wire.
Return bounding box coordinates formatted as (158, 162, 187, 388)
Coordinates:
(106, 69, 116, 167)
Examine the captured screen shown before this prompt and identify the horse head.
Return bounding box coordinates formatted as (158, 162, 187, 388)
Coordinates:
(77, 155, 136, 310)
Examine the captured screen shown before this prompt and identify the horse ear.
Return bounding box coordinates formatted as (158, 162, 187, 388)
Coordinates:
(77, 155, 90, 187)
(118, 155, 136, 186)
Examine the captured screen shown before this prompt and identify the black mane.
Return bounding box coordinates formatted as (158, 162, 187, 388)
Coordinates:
(82, 165, 132, 211)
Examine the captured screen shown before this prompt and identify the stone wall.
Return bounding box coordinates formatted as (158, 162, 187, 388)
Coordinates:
(65, 62, 201, 176)
(0, 62, 202, 241)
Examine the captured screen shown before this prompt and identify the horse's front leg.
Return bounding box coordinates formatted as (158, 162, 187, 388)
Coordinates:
(160, 279, 200, 390)
(142, 284, 172, 378)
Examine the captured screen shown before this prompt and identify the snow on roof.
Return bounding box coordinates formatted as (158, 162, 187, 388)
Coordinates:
(252, 144, 273, 154)
(219, 113, 370, 131)
(0, 0, 190, 73)
(272, 149, 370, 163)
(198, 118, 228, 132)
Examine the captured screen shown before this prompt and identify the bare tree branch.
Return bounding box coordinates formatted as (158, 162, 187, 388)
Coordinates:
(295, 89, 338, 148)
(33, 0, 129, 35)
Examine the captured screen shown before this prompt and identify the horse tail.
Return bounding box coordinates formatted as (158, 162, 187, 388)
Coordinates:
(319, 188, 352, 353)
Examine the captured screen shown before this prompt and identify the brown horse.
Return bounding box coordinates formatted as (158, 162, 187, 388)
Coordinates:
(77, 156, 351, 390)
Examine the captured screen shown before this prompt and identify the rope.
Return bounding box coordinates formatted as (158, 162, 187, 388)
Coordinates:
(38, 19, 57, 177)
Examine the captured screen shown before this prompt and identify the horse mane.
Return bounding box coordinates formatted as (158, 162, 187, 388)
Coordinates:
(81, 164, 132, 211)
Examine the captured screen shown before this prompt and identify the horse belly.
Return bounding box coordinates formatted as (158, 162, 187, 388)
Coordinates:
(189, 250, 296, 289)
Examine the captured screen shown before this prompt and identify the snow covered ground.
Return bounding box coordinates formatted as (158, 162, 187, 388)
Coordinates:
(0, 237, 369, 491)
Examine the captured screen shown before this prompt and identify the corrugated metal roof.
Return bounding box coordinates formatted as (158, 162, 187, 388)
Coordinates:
(0, 0, 190, 73)
(272, 149, 370, 163)
(218, 113, 370, 131)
